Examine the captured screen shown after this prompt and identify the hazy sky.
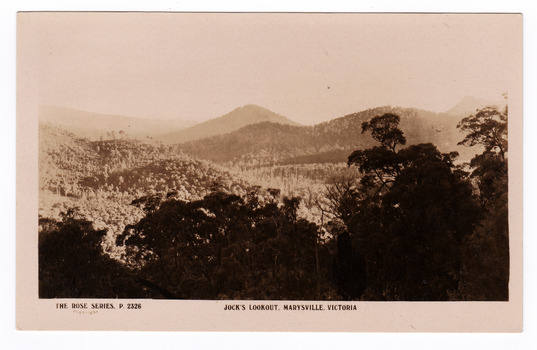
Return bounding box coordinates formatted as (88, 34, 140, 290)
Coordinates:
(27, 13, 520, 125)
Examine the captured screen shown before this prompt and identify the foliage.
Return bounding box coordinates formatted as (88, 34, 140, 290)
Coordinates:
(39, 211, 147, 298)
(116, 190, 338, 300)
(343, 113, 482, 300)
(39, 125, 253, 258)
(361, 113, 407, 152)
(455, 105, 509, 300)
(457, 106, 508, 160)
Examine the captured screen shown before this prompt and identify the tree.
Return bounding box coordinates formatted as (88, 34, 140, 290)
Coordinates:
(457, 106, 507, 160)
(457, 104, 508, 207)
(332, 231, 367, 300)
(347, 113, 408, 194)
(116, 190, 337, 300)
(39, 210, 146, 298)
(341, 113, 482, 300)
(378, 143, 481, 300)
(316, 174, 361, 225)
(469, 152, 507, 208)
(456, 105, 509, 300)
(361, 113, 407, 152)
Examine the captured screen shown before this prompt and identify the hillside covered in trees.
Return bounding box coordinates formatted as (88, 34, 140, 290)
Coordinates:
(38, 103, 509, 301)
(157, 104, 300, 144)
(177, 106, 471, 166)
(39, 123, 254, 255)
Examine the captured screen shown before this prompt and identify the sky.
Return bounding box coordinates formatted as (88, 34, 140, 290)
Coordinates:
(23, 12, 521, 125)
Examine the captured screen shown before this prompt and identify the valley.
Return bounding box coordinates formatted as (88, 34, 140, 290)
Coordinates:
(39, 101, 487, 254)
(38, 99, 508, 300)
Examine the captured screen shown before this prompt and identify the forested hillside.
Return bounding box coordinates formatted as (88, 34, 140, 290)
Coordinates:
(158, 104, 299, 144)
(39, 122, 254, 256)
(178, 106, 472, 166)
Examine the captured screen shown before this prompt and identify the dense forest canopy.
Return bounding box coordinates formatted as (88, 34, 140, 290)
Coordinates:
(38, 104, 509, 301)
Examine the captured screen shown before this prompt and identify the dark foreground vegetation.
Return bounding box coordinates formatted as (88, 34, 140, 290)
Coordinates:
(39, 106, 509, 300)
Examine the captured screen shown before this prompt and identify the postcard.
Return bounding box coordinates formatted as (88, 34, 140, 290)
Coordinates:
(16, 12, 522, 331)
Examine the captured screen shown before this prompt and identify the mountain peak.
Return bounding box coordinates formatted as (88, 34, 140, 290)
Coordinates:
(224, 104, 296, 122)
(445, 96, 498, 116)
(237, 104, 268, 111)
(158, 105, 299, 144)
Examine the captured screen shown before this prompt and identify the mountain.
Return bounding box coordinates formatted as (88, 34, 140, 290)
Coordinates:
(178, 106, 477, 165)
(157, 104, 299, 144)
(39, 105, 197, 140)
(39, 121, 253, 202)
(38, 122, 254, 258)
(445, 96, 499, 116)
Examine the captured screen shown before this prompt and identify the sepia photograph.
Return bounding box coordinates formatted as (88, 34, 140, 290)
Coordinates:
(16, 11, 523, 331)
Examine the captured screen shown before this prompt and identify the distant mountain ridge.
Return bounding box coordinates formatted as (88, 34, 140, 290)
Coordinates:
(42, 101, 485, 168)
(157, 104, 300, 144)
(178, 106, 477, 165)
(40, 105, 197, 140)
